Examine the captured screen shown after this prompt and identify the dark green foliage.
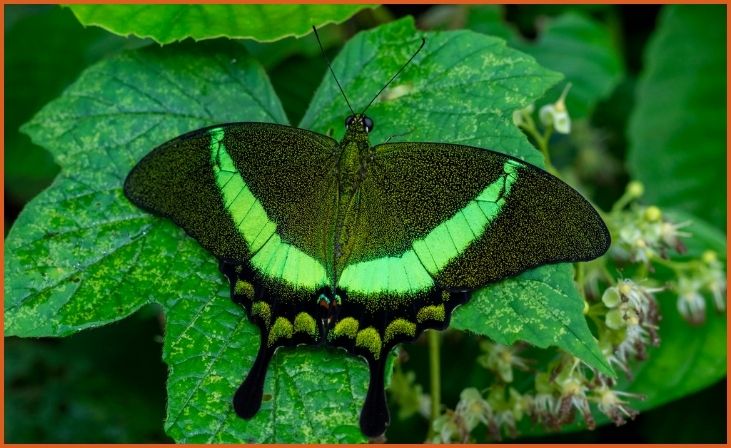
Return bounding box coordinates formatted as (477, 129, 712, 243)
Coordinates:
(4, 4, 726, 444)
(628, 5, 726, 230)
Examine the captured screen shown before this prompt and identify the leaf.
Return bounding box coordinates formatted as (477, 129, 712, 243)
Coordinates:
(300, 17, 608, 375)
(67, 5, 373, 44)
(627, 5, 726, 230)
(301, 17, 562, 166)
(466, 8, 624, 119)
(8, 18, 600, 442)
(452, 264, 613, 376)
(6, 41, 368, 443)
(515, 12, 624, 119)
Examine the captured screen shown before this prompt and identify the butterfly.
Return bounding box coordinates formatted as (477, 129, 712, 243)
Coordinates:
(124, 29, 610, 438)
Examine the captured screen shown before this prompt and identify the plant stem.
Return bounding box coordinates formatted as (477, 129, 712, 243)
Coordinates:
(426, 329, 441, 440)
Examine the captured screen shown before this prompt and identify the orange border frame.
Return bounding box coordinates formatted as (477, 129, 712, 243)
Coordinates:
(0, 1, 729, 447)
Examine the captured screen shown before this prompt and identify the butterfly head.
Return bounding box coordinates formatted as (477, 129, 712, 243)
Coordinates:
(345, 114, 374, 134)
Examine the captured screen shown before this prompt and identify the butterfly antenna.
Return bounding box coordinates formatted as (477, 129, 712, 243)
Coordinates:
(362, 37, 425, 115)
(313, 26, 355, 116)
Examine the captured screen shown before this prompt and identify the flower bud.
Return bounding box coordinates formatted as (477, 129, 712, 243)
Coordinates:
(626, 181, 644, 198)
(602, 287, 621, 308)
(643, 206, 662, 222)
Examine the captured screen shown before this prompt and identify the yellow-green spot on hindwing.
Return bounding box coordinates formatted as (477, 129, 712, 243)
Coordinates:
(294, 312, 317, 338)
(267, 317, 294, 347)
(331, 317, 359, 340)
(384, 318, 416, 344)
(417, 304, 445, 323)
(355, 327, 382, 359)
(251, 301, 271, 327)
(234, 279, 255, 301)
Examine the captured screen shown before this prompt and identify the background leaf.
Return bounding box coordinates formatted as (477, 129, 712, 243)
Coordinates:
(452, 265, 613, 376)
(7, 41, 372, 443)
(3, 6, 135, 209)
(67, 5, 374, 44)
(5, 312, 170, 443)
(515, 12, 624, 119)
(466, 7, 624, 119)
(301, 17, 563, 165)
(627, 5, 726, 230)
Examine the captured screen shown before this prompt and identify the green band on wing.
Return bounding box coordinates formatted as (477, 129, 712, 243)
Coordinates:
(210, 127, 330, 290)
(338, 160, 519, 295)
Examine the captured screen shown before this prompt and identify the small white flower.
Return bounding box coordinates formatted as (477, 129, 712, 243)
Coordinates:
(676, 276, 706, 324)
(592, 381, 642, 426)
(701, 251, 726, 312)
(539, 83, 572, 134)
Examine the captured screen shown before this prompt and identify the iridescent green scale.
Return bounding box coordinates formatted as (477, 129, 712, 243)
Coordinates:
(125, 112, 609, 437)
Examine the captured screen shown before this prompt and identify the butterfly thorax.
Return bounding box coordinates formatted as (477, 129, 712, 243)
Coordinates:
(332, 117, 374, 276)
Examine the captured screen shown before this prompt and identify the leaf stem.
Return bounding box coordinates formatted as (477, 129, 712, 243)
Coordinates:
(426, 329, 441, 440)
(520, 119, 558, 176)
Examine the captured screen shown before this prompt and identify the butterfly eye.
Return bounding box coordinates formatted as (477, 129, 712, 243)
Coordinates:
(345, 115, 355, 129)
(363, 116, 374, 133)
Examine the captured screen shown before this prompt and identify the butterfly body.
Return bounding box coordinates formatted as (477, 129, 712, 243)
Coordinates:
(125, 114, 609, 437)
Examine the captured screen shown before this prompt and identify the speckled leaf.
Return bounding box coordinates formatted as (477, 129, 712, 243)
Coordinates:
(7, 41, 370, 443)
(628, 5, 726, 230)
(452, 264, 613, 376)
(301, 17, 562, 166)
(302, 18, 608, 375)
(67, 5, 373, 44)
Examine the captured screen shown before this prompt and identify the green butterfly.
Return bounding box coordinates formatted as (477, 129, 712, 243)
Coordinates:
(124, 33, 609, 438)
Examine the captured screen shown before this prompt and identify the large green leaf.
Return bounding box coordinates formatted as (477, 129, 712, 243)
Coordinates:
(452, 265, 613, 376)
(301, 18, 561, 165)
(300, 18, 607, 375)
(7, 41, 368, 443)
(67, 5, 373, 44)
(8, 18, 607, 442)
(627, 5, 726, 230)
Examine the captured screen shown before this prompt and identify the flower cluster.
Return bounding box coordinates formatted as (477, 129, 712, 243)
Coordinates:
(674, 250, 727, 324)
(599, 280, 661, 375)
(612, 201, 691, 265)
(608, 181, 726, 324)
